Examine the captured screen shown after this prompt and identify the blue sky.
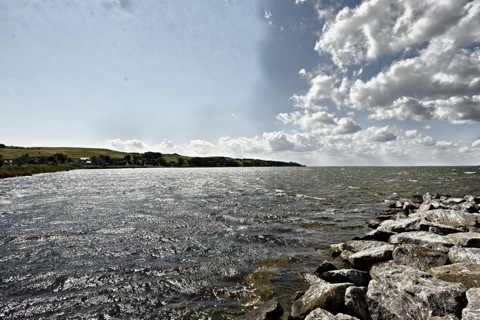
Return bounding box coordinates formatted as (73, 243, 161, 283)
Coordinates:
(1, 0, 479, 165)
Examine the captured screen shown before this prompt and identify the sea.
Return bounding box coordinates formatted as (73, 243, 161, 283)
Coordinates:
(0, 166, 479, 319)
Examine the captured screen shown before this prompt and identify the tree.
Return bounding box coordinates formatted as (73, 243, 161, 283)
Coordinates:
(0, 154, 3, 167)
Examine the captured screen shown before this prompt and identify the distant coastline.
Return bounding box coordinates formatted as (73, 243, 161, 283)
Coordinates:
(0, 145, 304, 179)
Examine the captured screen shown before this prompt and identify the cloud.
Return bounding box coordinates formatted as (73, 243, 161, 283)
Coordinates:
(106, 139, 147, 152)
(298, 0, 480, 126)
(277, 110, 361, 135)
(316, 0, 475, 66)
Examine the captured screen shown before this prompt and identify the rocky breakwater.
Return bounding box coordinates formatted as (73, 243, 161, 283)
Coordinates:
(243, 193, 480, 320)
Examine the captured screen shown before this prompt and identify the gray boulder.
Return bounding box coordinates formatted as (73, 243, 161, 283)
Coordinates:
(376, 217, 421, 233)
(448, 247, 480, 264)
(420, 209, 479, 228)
(389, 231, 454, 253)
(462, 288, 480, 320)
(418, 221, 465, 235)
(348, 245, 394, 271)
(345, 286, 371, 320)
(320, 269, 370, 287)
(446, 232, 480, 247)
(314, 260, 337, 277)
(392, 244, 448, 271)
(367, 261, 467, 320)
(427, 262, 480, 289)
(330, 243, 346, 258)
(332, 250, 355, 270)
(291, 279, 353, 319)
(344, 240, 388, 253)
(304, 308, 360, 320)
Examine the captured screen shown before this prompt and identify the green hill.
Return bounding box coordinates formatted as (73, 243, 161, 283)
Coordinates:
(0, 145, 303, 178)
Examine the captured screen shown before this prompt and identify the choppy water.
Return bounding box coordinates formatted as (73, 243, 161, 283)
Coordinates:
(1, 166, 479, 319)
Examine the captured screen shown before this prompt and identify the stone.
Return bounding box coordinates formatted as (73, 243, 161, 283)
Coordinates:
(392, 244, 448, 271)
(332, 250, 355, 270)
(291, 280, 353, 318)
(320, 269, 370, 287)
(376, 217, 422, 233)
(462, 288, 480, 320)
(304, 308, 360, 320)
(418, 221, 465, 235)
(239, 300, 283, 320)
(446, 232, 480, 247)
(427, 263, 480, 289)
(344, 286, 371, 320)
(348, 245, 394, 271)
(389, 231, 454, 253)
(367, 261, 467, 320)
(330, 243, 346, 258)
(314, 261, 337, 277)
(366, 220, 380, 229)
(421, 209, 478, 228)
(459, 202, 479, 213)
(344, 240, 388, 253)
(448, 247, 480, 264)
(356, 228, 394, 242)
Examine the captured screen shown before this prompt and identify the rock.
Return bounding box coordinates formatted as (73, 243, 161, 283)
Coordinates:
(421, 209, 479, 228)
(392, 244, 448, 271)
(330, 243, 346, 258)
(344, 240, 388, 253)
(418, 221, 465, 235)
(357, 228, 394, 242)
(291, 280, 353, 318)
(367, 261, 467, 320)
(314, 261, 337, 277)
(344, 286, 371, 320)
(458, 202, 479, 213)
(427, 263, 480, 289)
(348, 245, 394, 271)
(239, 300, 283, 320)
(304, 308, 360, 320)
(320, 269, 370, 287)
(446, 232, 480, 247)
(332, 250, 355, 270)
(365, 220, 380, 229)
(376, 216, 421, 233)
(448, 247, 480, 264)
(389, 231, 454, 253)
(462, 288, 480, 320)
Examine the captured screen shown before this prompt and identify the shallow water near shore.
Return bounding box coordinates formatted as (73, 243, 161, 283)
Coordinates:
(1, 166, 479, 319)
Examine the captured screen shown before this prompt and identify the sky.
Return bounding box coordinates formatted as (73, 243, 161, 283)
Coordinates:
(1, 0, 480, 166)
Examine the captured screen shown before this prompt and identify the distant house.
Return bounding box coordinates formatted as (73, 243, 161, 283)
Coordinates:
(78, 157, 92, 165)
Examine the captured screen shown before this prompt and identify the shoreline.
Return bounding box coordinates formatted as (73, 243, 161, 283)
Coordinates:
(244, 192, 480, 320)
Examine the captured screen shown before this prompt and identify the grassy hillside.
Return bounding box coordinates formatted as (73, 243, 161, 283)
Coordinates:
(0, 146, 127, 160)
(0, 146, 303, 179)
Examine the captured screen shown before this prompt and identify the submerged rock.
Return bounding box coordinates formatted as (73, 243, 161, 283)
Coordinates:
(239, 300, 283, 320)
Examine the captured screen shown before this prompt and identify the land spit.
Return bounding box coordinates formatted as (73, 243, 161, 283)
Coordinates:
(243, 192, 480, 320)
